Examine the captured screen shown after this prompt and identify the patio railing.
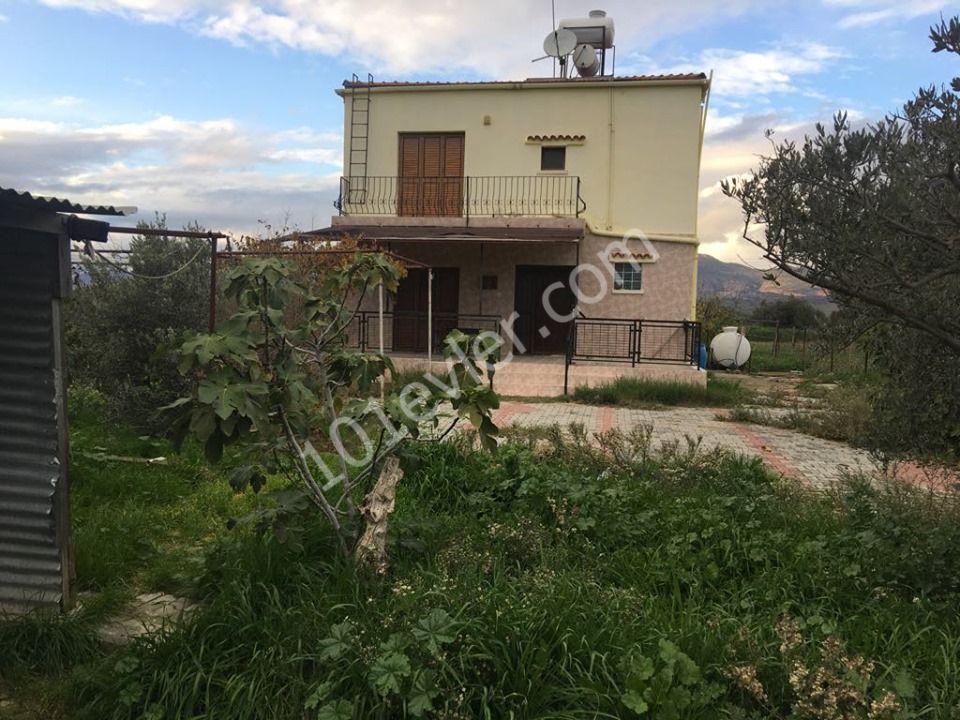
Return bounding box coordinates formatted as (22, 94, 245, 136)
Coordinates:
(565, 317, 701, 367)
(563, 317, 701, 393)
(346, 310, 502, 354)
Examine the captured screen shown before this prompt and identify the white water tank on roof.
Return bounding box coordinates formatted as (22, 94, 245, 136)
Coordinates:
(573, 44, 600, 77)
(558, 10, 615, 49)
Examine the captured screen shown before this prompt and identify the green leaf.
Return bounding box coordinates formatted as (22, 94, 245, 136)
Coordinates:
(893, 668, 917, 699)
(412, 608, 458, 655)
(316, 700, 353, 720)
(304, 682, 334, 710)
(368, 652, 411, 697)
(378, 632, 409, 655)
(408, 669, 439, 717)
(188, 407, 217, 441)
(622, 690, 650, 714)
(319, 621, 353, 661)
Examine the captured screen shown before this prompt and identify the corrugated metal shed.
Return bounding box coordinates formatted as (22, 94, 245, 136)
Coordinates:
(0, 189, 131, 613)
(0, 187, 134, 217)
(0, 238, 65, 610)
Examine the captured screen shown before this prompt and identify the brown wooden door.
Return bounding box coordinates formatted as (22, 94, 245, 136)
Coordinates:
(393, 268, 460, 352)
(514, 266, 576, 355)
(398, 133, 464, 216)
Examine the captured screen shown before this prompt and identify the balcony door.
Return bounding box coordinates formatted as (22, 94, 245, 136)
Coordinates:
(393, 268, 460, 352)
(398, 133, 464, 217)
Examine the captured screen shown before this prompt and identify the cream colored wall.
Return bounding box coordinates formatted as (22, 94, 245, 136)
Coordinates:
(342, 82, 705, 238)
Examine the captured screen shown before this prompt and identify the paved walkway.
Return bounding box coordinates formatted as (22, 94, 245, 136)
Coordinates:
(492, 402, 957, 493)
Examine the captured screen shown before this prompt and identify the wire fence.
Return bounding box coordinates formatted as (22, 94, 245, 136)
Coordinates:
(707, 320, 871, 375)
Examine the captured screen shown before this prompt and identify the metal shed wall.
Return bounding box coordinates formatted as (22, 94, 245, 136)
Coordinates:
(0, 230, 71, 612)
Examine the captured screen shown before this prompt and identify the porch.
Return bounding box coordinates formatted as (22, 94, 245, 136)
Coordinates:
(347, 311, 704, 397)
(390, 354, 706, 398)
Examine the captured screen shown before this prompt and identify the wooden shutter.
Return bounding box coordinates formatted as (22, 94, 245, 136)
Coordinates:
(397, 133, 465, 217)
(398, 135, 421, 216)
(441, 135, 464, 216)
(421, 136, 442, 216)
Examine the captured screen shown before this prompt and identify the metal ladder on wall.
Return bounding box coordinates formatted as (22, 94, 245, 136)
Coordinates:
(347, 72, 373, 204)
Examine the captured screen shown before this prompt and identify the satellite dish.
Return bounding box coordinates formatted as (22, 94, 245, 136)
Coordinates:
(543, 28, 577, 58)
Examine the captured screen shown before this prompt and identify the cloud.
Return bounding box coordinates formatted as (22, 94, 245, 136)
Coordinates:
(0, 13, 8, 22)
(35, 0, 768, 77)
(697, 108, 871, 263)
(660, 43, 844, 98)
(0, 114, 343, 235)
(822, 0, 950, 28)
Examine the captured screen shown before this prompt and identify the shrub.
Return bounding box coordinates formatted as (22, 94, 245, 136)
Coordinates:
(65, 221, 210, 430)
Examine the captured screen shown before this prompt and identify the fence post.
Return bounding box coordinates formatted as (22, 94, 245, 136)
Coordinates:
(774, 321, 781, 357)
(633, 320, 641, 367)
(207, 237, 218, 333)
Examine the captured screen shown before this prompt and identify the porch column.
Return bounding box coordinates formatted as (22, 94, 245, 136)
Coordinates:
(427, 268, 433, 365)
(378, 280, 385, 401)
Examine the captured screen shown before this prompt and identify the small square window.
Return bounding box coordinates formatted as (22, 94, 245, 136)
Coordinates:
(613, 262, 643, 292)
(481, 274, 498, 290)
(540, 146, 566, 171)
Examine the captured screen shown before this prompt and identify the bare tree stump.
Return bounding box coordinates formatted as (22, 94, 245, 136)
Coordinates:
(354, 455, 403, 575)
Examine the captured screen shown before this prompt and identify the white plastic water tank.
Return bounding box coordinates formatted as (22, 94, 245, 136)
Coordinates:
(558, 10, 615, 49)
(710, 326, 752, 370)
(573, 44, 600, 77)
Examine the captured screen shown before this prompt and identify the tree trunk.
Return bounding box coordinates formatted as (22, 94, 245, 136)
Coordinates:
(354, 455, 403, 575)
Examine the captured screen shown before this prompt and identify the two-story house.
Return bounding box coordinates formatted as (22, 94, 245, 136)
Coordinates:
(310, 20, 710, 394)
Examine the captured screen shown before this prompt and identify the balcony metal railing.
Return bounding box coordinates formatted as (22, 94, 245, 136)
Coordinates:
(336, 175, 586, 218)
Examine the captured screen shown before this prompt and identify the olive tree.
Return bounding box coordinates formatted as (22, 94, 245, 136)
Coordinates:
(723, 18, 960, 458)
(723, 17, 960, 355)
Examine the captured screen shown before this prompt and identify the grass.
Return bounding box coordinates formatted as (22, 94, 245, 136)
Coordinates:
(573, 375, 750, 407)
(725, 383, 874, 445)
(68, 417, 270, 593)
(5, 409, 960, 719)
(0, 398, 278, 716)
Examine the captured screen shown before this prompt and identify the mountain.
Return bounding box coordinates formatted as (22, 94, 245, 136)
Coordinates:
(697, 254, 834, 310)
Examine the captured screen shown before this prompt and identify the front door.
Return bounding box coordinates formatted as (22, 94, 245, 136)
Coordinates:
(398, 133, 465, 217)
(514, 266, 577, 355)
(393, 268, 460, 352)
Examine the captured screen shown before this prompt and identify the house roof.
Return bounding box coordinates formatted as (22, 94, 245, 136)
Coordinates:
(340, 73, 708, 92)
(0, 187, 135, 216)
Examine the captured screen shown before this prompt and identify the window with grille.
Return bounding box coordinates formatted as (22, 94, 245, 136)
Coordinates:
(613, 262, 643, 291)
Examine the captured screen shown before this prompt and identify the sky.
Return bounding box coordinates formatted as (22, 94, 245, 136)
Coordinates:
(0, 0, 957, 263)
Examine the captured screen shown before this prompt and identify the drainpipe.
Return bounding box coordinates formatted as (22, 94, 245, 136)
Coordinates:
(606, 86, 615, 230)
(691, 71, 713, 321)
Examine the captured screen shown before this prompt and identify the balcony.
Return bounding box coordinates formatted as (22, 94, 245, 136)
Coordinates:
(335, 175, 586, 219)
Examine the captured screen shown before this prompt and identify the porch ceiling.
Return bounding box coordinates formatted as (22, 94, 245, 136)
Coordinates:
(306, 225, 582, 243)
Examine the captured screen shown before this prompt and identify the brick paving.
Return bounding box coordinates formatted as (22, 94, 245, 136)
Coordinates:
(492, 402, 957, 492)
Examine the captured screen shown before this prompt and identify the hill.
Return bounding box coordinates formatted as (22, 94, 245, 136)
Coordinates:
(697, 254, 834, 311)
